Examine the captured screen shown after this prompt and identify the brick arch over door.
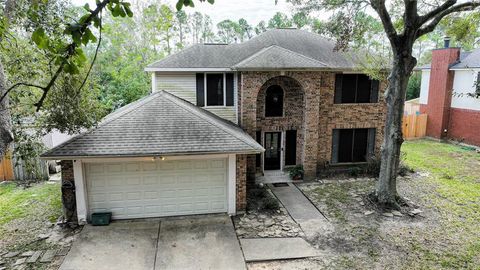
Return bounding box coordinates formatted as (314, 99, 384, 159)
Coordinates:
(240, 71, 326, 181)
(256, 76, 305, 168)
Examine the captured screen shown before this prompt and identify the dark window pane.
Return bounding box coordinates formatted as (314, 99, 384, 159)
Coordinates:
(341, 74, 356, 103)
(367, 128, 376, 156)
(265, 85, 284, 117)
(338, 129, 354, 162)
(370, 80, 379, 103)
(352, 129, 368, 162)
(196, 73, 204, 107)
(356, 75, 371, 103)
(226, 73, 234, 106)
(285, 130, 297, 166)
(207, 74, 224, 106)
(334, 74, 343, 104)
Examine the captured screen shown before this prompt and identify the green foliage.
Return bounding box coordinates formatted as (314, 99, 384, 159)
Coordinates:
(288, 165, 304, 180)
(247, 187, 280, 212)
(406, 72, 421, 100)
(268, 12, 292, 29)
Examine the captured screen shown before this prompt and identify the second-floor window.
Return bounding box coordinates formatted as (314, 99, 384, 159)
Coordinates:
(334, 74, 379, 104)
(196, 73, 234, 107)
(265, 85, 284, 117)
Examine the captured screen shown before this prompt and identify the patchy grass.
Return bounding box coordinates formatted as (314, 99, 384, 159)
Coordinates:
(254, 139, 480, 270)
(400, 139, 480, 269)
(0, 181, 62, 250)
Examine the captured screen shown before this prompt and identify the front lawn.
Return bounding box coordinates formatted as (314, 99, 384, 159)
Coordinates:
(248, 139, 480, 270)
(0, 181, 62, 251)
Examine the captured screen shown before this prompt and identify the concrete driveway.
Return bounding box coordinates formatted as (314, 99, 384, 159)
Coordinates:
(60, 215, 246, 270)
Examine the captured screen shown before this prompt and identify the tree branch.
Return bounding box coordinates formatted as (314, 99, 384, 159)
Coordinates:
(418, 0, 456, 25)
(416, 1, 480, 38)
(78, 13, 103, 92)
(0, 82, 46, 103)
(0, 0, 111, 111)
(370, 0, 399, 47)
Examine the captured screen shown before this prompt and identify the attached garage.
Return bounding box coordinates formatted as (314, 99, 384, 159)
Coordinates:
(41, 91, 263, 224)
(85, 158, 229, 219)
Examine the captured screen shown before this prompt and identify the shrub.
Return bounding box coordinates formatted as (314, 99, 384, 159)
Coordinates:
(261, 195, 280, 210)
(348, 167, 362, 177)
(288, 165, 304, 180)
(246, 186, 280, 211)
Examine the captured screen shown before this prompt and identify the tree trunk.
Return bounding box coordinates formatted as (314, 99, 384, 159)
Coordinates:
(0, 60, 14, 162)
(375, 51, 416, 209)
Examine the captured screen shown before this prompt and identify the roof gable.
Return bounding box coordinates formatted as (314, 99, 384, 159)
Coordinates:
(233, 45, 327, 70)
(42, 91, 263, 159)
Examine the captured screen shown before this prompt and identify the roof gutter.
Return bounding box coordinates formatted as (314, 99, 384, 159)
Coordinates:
(40, 149, 264, 160)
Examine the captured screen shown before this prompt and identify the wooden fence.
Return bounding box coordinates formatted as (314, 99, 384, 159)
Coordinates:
(0, 152, 14, 181)
(402, 114, 427, 139)
(0, 151, 49, 181)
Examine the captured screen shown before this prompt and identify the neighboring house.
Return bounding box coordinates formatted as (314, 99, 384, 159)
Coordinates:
(41, 28, 387, 224)
(417, 43, 480, 146)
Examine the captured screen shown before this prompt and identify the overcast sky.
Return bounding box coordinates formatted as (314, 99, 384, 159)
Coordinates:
(71, 0, 294, 26)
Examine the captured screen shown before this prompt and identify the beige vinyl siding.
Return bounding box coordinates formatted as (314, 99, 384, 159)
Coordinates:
(154, 72, 238, 124)
(155, 73, 197, 104)
(204, 107, 237, 123)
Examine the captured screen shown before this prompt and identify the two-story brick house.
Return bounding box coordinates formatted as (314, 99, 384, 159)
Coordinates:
(147, 28, 386, 181)
(42, 28, 386, 223)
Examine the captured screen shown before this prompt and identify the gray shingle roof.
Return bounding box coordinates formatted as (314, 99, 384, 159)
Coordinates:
(233, 45, 327, 70)
(451, 50, 478, 69)
(146, 28, 357, 70)
(41, 91, 264, 159)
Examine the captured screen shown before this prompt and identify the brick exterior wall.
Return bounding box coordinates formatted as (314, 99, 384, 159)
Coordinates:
(443, 108, 480, 146)
(239, 71, 386, 180)
(423, 48, 460, 139)
(60, 160, 77, 223)
(236, 154, 247, 211)
(256, 76, 305, 167)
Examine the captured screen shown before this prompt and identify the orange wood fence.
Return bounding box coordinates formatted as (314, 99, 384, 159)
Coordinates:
(402, 114, 427, 139)
(0, 152, 14, 181)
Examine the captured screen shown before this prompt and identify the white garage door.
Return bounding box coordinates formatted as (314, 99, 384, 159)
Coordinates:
(85, 158, 228, 220)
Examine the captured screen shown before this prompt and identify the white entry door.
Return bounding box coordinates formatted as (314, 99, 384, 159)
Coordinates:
(84, 158, 228, 220)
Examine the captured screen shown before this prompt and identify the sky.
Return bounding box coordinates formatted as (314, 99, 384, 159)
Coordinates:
(71, 0, 294, 26)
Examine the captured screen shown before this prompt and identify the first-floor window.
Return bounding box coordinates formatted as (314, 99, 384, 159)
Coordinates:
(331, 128, 376, 163)
(196, 73, 234, 107)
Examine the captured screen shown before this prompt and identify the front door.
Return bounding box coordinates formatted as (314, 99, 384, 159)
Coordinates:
(264, 132, 281, 170)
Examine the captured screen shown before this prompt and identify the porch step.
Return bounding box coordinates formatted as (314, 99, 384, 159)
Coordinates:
(256, 170, 292, 184)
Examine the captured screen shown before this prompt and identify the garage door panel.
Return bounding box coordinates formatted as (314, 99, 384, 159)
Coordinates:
(143, 162, 158, 171)
(86, 158, 228, 220)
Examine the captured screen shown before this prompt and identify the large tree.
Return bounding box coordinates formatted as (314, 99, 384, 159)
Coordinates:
(0, 0, 213, 161)
(291, 0, 480, 208)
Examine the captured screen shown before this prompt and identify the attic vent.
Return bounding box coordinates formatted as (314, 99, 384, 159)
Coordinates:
(276, 27, 297, 30)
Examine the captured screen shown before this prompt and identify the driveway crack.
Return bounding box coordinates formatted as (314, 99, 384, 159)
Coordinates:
(152, 221, 161, 270)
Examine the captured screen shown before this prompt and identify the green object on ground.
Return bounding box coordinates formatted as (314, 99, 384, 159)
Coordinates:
(91, 212, 112, 226)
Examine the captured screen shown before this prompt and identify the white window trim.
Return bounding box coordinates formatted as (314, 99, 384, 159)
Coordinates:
(203, 72, 235, 108)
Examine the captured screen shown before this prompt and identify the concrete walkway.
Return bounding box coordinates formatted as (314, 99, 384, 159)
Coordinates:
(269, 183, 332, 240)
(60, 215, 246, 270)
(240, 237, 321, 262)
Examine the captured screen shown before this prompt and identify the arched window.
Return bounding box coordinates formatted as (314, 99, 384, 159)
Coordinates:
(265, 85, 284, 117)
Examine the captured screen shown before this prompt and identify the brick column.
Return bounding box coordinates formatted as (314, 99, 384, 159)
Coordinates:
(235, 155, 247, 211)
(424, 47, 460, 139)
(240, 72, 262, 184)
(302, 78, 321, 180)
(60, 160, 77, 224)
